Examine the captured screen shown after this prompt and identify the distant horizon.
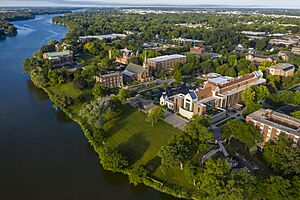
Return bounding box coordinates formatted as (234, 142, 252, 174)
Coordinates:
(0, 0, 300, 9)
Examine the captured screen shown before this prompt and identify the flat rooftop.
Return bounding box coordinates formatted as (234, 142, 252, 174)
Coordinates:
(247, 109, 300, 136)
(208, 76, 233, 85)
(44, 50, 72, 58)
(100, 72, 121, 77)
(79, 34, 126, 40)
(268, 63, 295, 70)
(147, 54, 186, 63)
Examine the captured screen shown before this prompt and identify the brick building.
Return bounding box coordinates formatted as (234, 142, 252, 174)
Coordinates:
(147, 54, 187, 72)
(161, 70, 266, 119)
(115, 49, 135, 65)
(122, 63, 150, 82)
(267, 63, 295, 77)
(245, 53, 278, 64)
(246, 109, 300, 146)
(95, 72, 123, 88)
(43, 50, 73, 66)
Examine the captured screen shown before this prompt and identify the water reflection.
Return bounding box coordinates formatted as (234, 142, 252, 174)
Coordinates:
(55, 111, 72, 124)
(26, 80, 49, 101)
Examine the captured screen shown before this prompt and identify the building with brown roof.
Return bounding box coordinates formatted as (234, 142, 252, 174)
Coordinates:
(246, 109, 300, 146)
(95, 72, 123, 88)
(267, 63, 295, 77)
(122, 63, 150, 82)
(161, 70, 266, 119)
(190, 47, 205, 54)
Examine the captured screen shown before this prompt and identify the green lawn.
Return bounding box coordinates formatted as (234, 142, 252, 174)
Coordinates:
(75, 53, 95, 63)
(48, 82, 83, 99)
(103, 105, 182, 167)
(153, 166, 200, 193)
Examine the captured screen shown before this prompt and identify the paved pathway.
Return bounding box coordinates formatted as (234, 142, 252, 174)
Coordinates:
(163, 111, 189, 131)
(211, 125, 221, 140)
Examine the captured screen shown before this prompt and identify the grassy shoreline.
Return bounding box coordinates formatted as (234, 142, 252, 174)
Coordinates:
(38, 85, 199, 199)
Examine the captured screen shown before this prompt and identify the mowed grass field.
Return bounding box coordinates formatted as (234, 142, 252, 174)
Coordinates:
(48, 82, 83, 99)
(103, 105, 182, 167)
(48, 83, 91, 114)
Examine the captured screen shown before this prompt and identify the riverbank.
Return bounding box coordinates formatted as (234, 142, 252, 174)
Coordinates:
(0, 8, 72, 39)
(37, 83, 200, 199)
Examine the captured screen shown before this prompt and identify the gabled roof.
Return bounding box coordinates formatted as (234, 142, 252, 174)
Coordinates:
(195, 87, 213, 100)
(122, 70, 135, 77)
(188, 92, 198, 100)
(125, 63, 145, 75)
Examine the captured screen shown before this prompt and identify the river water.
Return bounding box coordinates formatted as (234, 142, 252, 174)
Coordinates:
(0, 14, 171, 200)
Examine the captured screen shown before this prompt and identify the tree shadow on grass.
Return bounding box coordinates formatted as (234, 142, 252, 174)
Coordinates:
(103, 106, 136, 138)
(144, 156, 161, 173)
(117, 133, 150, 166)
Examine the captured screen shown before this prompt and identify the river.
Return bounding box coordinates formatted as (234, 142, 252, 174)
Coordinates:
(0, 14, 172, 200)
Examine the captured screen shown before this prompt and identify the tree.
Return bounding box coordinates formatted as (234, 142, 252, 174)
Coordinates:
(173, 64, 182, 84)
(185, 115, 214, 144)
(147, 106, 164, 126)
(228, 55, 237, 67)
(92, 83, 107, 98)
(253, 85, 270, 102)
(263, 135, 300, 177)
(197, 158, 231, 197)
(241, 87, 256, 106)
(50, 94, 73, 110)
(98, 145, 128, 172)
(128, 166, 148, 186)
(30, 69, 49, 88)
(118, 89, 130, 104)
(257, 176, 300, 200)
(222, 120, 261, 149)
(255, 38, 269, 51)
(159, 135, 192, 170)
(290, 111, 300, 119)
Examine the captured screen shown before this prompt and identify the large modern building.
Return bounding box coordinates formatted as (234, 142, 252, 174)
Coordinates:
(267, 63, 295, 77)
(43, 50, 73, 66)
(160, 70, 266, 119)
(147, 54, 187, 72)
(95, 72, 123, 88)
(246, 109, 300, 146)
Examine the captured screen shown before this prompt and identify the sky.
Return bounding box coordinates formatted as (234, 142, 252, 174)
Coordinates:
(0, 0, 300, 8)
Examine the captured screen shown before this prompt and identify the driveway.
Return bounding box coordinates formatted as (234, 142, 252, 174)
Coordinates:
(164, 111, 189, 131)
